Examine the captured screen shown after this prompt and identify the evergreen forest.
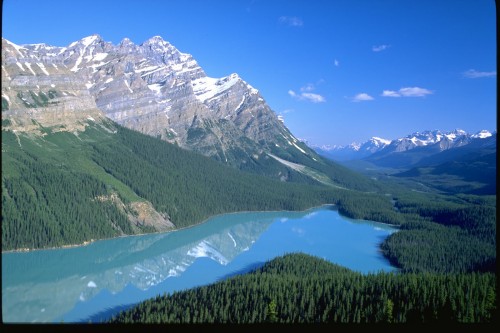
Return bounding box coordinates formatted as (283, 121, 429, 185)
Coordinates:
(110, 253, 497, 324)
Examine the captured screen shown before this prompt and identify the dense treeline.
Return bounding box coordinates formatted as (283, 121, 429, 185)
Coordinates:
(381, 221, 496, 274)
(380, 191, 496, 273)
(0, 127, 329, 250)
(2, 148, 132, 250)
(337, 193, 403, 225)
(89, 125, 407, 229)
(89, 125, 341, 228)
(110, 253, 497, 324)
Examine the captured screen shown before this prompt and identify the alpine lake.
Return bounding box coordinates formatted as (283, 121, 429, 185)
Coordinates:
(2, 205, 398, 323)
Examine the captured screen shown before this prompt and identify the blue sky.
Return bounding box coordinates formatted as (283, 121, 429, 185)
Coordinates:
(2, 0, 496, 146)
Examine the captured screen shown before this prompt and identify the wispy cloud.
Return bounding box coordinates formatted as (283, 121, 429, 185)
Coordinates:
(381, 87, 433, 98)
(462, 69, 496, 78)
(289, 82, 326, 103)
(334, 59, 340, 67)
(279, 16, 303, 27)
(372, 44, 390, 52)
(399, 87, 433, 97)
(352, 93, 374, 102)
(288, 90, 325, 103)
(381, 90, 401, 97)
(302, 93, 326, 103)
(300, 83, 315, 92)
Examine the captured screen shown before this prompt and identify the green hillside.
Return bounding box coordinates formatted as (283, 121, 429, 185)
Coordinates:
(2, 120, 399, 251)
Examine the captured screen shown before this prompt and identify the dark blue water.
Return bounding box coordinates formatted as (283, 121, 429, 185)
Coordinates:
(2, 205, 398, 323)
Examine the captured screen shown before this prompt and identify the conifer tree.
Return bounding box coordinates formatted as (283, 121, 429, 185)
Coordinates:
(265, 300, 278, 323)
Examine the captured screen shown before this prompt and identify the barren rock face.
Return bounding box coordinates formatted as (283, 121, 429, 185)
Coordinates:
(2, 39, 105, 134)
(2, 35, 314, 167)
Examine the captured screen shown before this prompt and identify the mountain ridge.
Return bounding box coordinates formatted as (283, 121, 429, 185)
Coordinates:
(314, 129, 494, 163)
(2, 35, 360, 186)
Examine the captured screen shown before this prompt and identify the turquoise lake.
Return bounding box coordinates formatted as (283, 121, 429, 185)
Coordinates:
(2, 205, 398, 323)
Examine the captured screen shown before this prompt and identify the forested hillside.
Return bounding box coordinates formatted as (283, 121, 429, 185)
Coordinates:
(380, 190, 496, 274)
(110, 253, 497, 324)
(2, 122, 398, 251)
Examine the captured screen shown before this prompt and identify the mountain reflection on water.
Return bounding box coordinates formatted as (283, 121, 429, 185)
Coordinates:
(2, 206, 397, 323)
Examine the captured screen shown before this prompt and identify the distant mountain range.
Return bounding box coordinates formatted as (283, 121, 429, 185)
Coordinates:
(315, 129, 494, 166)
(314, 129, 496, 195)
(315, 137, 391, 161)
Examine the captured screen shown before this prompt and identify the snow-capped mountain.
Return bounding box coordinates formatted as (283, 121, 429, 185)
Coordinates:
(315, 137, 391, 161)
(2, 35, 327, 182)
(372, 129, 493, 154)
(315, 129, 495, 165)
(471, 130, 493, 139)
(365, 129, 495, 168)
(384, 129, 475, 153)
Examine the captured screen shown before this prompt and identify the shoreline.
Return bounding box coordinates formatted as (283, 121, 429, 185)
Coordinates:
(2, 203, 338, 254)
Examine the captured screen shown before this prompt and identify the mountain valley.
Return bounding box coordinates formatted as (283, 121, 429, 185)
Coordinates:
(315, 129, 496, 195)
(1, 33, 496, 324)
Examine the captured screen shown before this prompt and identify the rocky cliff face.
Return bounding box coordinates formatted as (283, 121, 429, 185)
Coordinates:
(2, 38, 105, 134)
(2, 35, 318, 175)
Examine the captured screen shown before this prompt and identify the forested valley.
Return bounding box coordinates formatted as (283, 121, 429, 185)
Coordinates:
(2, 122, 496, 323)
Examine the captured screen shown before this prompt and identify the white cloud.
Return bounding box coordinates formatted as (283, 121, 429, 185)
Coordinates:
(334, 59, 340, 67)
(399, 87, 433, 97)
(372, 44, 390, 52)
(289, 82, 326, 103)
(381, 87, 433, 98)
(462, 69, 496, 78)
(289, 90, 325, 103)
(381, 90, 401, 97)
(353, 93, 374, 102)
(279, 16, 303, 27)
(302, 93, 326, 103)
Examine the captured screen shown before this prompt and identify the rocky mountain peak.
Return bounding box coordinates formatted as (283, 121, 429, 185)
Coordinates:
(79, 34, 103, 46)
(141, 35, 176, 54)
(119, 37, 134, 46)
(144, 35, 167, 44)
(2, 35, 321, 182)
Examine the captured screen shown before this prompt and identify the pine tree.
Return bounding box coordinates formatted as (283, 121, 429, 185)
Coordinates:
(384, 298, 394, 323)
(265, 299, 278, 323)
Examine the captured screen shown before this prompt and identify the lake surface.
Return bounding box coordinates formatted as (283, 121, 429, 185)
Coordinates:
(2, 205, 398, 323)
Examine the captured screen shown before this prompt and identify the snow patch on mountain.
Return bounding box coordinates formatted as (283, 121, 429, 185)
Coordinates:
(191, 73, 240, 103)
